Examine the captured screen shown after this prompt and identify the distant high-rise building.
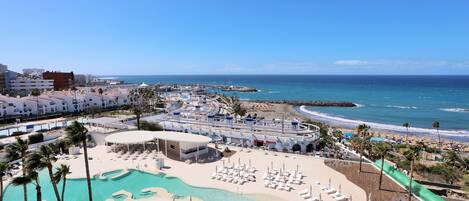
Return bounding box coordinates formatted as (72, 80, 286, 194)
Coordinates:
(42, 71, 75, 90)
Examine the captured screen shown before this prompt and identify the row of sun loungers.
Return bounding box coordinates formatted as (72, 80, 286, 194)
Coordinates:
(115, 150, 158, 160)
(263, 169, 303, 192)
(298, 181, 349, 201)
(211, 164, 257, 185)
(264, 169, 303, 185)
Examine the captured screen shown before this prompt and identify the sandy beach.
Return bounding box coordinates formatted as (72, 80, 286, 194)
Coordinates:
(241, 101, 306, 122)
(241, 100, 469, 151)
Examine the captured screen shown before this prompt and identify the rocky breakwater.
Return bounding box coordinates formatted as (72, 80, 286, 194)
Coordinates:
(256, 100, 357, 107)
(219, 85, 258, 92)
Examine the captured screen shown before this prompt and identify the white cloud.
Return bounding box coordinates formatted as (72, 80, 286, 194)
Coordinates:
(334, 60, 369, 65)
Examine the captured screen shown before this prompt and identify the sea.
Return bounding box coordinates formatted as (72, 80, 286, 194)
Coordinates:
(100, 75, 469, 141)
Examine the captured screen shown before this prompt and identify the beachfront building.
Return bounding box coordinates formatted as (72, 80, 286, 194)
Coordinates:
(104, 130, 212, 161)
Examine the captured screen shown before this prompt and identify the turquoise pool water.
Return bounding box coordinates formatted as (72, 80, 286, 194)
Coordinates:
(3, 169, 256, 201)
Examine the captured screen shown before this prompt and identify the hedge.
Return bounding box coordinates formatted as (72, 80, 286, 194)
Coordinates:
(28, 133, 44, 144)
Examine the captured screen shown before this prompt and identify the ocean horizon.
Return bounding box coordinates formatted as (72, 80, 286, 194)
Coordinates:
(100, 75, 469, 141)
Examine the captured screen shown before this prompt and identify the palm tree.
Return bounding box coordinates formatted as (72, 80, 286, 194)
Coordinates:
(98, 88, 104, 110)
(0, 162, 10, 201)
(432, 121, 441, 150)
(404, 144, 423, 201)
(130, 87, 161, 129)
(31, 89, 41, 120)
(12, 170, 42, 201)
(357, 123, 370, 172)
(6, 137, 29, 201)
(65, 121, 93, 201)
(373, 142, 390, 189)
(232, 102, 246, 122)
(403, 122, 410, 144)
(132, 106, 142, 130)
(28, 145, 61, 201)
(54, 164, 71, 201)
(444, 150, 462, 167)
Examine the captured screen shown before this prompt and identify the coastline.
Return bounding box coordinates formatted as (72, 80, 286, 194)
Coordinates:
(296, 106, 469, 142)
(241, 100, 469, 144)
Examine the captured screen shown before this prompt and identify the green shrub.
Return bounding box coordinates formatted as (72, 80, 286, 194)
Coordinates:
(28, 133, 44, 144)
(140, 121, 163, 131)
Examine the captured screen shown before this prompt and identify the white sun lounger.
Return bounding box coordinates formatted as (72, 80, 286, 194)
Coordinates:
(334, 195, 348, 201)
(298, 189, 309, 195)
(326, 188, 336, 194)
(301, 192, 311, 199)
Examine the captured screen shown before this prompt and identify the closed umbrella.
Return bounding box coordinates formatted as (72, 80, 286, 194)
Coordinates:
(328, 178, 331, 188)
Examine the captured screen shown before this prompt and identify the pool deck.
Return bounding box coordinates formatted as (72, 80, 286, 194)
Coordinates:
(58, 145, 367, 201)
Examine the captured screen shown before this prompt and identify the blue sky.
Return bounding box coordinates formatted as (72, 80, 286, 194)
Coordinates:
(0, 0, 468, 75)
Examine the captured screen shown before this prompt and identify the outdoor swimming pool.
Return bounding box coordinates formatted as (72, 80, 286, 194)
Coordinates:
(3, 169, 256, 201)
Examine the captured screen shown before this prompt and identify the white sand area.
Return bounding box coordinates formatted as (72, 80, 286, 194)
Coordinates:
(58, 145, 366, 201)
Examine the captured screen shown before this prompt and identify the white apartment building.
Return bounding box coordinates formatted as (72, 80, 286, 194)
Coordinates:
(10, 78, 54, 91)
(0, 87, 133, 118)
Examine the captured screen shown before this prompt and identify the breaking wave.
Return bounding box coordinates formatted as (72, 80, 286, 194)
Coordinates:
(440, 108, 469, 113)
(386, 105, 418, 109)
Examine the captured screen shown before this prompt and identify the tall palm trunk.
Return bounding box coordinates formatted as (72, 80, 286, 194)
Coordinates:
(437, 128, 441, 149)
(101, 95, 104, 111)
(36, 96, 39, 120)
(82, 139, 93, 201)
(35, 184, 42, 201)
(22, 158, 28, 201)
(359, 131, 365, 172)
(136, 113, 141, 130)
(47, 164, 61, 201)
(379, 156, 385, 190)
(408, 159, 414, 201)
(61, 177, 67, 201)
(1, 176, 4, 201)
